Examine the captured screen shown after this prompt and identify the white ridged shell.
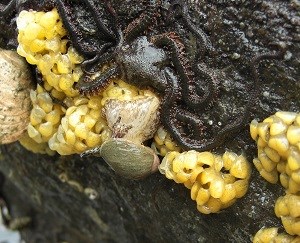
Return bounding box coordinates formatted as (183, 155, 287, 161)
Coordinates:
(103, 96, 160, 144)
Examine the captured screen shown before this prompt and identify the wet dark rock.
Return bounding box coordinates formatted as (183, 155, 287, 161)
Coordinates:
(0, 0, 299, 242)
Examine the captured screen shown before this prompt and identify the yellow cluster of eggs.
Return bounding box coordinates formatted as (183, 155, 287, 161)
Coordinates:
(159, 150, 251, 214)
(19, 132, 55, 155)
(16, 8, 83, 98)
(20, 84, 64, 155)
(253, 227, 300, 243)
(22, 77, 156, 155)
(27, 84, 65, 144)
(48, 95, 110, 155)
(251, 111, 300, 240)
(152, 126, 182, 156)
(275, 193, 300, 236)
(250, 111, 300, 193)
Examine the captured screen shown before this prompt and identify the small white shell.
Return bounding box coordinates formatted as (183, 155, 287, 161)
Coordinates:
(0, 49, 34, 144)
(103, 96, 160, 144)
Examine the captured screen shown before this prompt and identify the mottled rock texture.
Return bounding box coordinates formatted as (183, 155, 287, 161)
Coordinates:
(0, 0, 299, 242)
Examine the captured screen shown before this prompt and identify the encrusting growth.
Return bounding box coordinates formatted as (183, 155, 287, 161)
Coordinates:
(48, 95, 110, 155)
(152, 126, 182, 157)
(28, 85, 65, 144)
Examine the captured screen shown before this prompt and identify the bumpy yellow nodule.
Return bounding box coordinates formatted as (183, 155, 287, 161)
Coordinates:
(17, 8, 83, 98)
(28, 84, 65, 143)
(19, 132, 55, 156)
(250, 111, 300, 194)
(275, 193, 300, 236)
(253, 227, 300, 243)
(26, 77, 157, 155)
(152, 126, 182, 156)
(251, 111, 300, 240)
(48, 95, 110, 155)
(159, 150, 251, 214)
(18, 84, 65, 155)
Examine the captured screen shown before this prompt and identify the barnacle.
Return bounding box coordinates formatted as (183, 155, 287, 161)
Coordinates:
(253, 227, 300, 243)
(159, 150, 251, 214)
(103, 95, 160, 144)
(250, 111, 300, 193)
(16, 8, 83, 98)
(275, 193, 300, 236)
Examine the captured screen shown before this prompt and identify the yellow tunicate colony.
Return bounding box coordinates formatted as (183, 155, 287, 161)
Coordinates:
(16, 8, 83, 98)
(250, 111, 300, 193)
(275, 193, 300, 236)
(159, 150, 251, 214)
(253, 227, 300, 243)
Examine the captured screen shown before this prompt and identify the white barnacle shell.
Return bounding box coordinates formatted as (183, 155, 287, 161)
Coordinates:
(0, 49, 34, 144)
(103, 96, 160, 144)
(100, 138, 160, 179)
(82, 95, 161, 179)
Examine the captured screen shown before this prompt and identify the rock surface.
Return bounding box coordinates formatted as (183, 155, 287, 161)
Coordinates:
(0, 0, 299, 242)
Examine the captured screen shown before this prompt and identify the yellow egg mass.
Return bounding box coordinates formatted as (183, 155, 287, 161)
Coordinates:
(250, 111, 300, 193)
(159, 150, 251, 214)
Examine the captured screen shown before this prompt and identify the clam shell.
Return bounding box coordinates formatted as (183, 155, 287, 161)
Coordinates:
(0, 49, 33, 144)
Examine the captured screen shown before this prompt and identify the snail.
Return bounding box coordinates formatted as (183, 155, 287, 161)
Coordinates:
(0, 48, 33, 144)
(82, 95, 161, 179)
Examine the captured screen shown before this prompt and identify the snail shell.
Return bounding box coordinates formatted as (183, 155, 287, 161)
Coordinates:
(99, 138, 160, 180)
(0, 49, 33, 144)
(103, 96, 160, 144)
